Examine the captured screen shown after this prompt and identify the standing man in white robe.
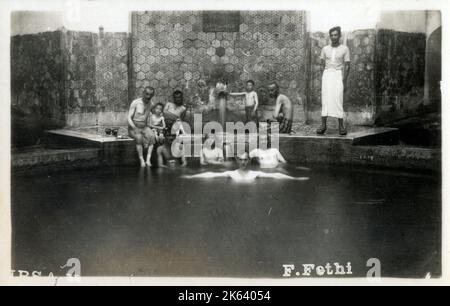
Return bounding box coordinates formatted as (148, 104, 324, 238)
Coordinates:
(316, 26, 350, 136)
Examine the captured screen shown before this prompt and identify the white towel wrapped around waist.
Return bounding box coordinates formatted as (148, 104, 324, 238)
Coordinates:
(321, 68, 344, 119)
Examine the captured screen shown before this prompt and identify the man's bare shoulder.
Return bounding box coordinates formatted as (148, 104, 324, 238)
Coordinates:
(130, 98, 142, 106)
(278, 94, 291, 103)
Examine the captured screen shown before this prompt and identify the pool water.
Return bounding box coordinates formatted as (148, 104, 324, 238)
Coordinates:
(12, 165, 441, 278)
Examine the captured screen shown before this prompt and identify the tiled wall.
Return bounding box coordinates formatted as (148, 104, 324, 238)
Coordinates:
(63, 31, 129, 126)
(11, 11, 434, 148)
(130, 11, 309, 124)
(95, 33, 130, 112)
(64, 32, 128, 113)
(64, 31, 97, 114)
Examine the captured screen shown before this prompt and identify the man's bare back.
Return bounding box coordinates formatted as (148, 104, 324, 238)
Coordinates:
(268, 83, 294, 133)
(275, 94, 293, 121)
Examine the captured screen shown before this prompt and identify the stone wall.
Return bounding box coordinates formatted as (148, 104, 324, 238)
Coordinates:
(131, 11, 309, 125)
(374, 30, 427, 125)
(309, 30, 377, 125)
(11, 12, 435, 148)
(425, 27, 441, 105)
(11, 30, 130, 147)
(11, 31, 65, 148)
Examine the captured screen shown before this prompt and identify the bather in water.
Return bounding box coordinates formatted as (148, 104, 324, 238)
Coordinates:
(157, 135, 187, 168)
(183, 152, 309, 182)
(249, 137, 287, 169)
(200, 133, 225, 166)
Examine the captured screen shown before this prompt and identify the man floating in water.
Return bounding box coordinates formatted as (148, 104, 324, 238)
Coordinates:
(316, 26, 350, 136)
(127, 87, 157, 167)
(183, 152, 308, 182)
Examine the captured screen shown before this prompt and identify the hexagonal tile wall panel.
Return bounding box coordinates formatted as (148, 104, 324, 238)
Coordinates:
(131, 10, 309, 119)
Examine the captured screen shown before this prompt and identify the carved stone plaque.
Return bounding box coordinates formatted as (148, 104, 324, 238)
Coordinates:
(202, 11, 241, 32)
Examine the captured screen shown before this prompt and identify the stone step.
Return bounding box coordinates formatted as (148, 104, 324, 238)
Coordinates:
(44, 129, 133, 149)
(39, 126, 439, 172)
(11, 148, 101, 170)
(277, 127, 399, 146)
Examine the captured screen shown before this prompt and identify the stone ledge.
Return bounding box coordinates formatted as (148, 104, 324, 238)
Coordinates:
(46, 129, 133, 146)
(350, 145, 441, 171)
(12, 148, 101, 168)
(39, 126, 440, 172)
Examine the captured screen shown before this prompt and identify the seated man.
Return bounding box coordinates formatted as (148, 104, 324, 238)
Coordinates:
(268, 82, 294, 134)
(164, 90, 187, 134)
(156, 135, 187, 168)
(183, 152, 308, 183)
(127, 87, 157, 167)
(249, 138, 287, 169)
(200, 133, 224, 166)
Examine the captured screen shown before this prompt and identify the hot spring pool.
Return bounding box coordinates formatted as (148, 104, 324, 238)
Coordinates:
(11, 164, 441, 278)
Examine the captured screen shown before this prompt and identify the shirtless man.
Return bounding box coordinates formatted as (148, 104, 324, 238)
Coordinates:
(128, 87, 157, 167)
(183, 152, 308, 183)
(164, 90, 187, 134)
(268, 83, 294, 134)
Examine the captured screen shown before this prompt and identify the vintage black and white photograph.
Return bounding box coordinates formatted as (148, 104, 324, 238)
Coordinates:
(1, 0, 446, 285)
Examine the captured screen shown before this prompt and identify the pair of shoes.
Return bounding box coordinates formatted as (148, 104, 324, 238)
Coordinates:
(316, 126, 327, 135)
(339, 127, 347, 136)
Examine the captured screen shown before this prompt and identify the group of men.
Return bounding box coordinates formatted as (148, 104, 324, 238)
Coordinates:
(127, 26, 351, 167)
(127, 88, 187, 167)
